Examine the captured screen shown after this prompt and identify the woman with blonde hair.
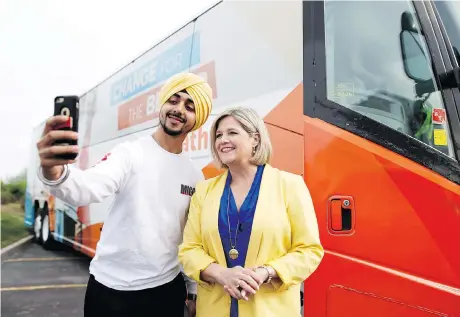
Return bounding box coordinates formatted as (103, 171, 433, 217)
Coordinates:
(179, 107, 324, 317)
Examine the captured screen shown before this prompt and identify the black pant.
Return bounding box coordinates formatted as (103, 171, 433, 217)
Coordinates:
(84, 273, 187, 317)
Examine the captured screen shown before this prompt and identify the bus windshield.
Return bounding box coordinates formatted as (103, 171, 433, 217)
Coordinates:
(434, 0, 460, 65)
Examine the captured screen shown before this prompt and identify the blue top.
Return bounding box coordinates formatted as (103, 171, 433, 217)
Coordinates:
(218, 164, 265, 317)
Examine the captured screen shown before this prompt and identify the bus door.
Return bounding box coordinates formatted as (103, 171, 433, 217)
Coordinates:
(302, 0, 460, 316)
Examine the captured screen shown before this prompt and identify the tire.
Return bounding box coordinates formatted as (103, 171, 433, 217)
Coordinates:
(40, 207, 56, 250)
(33, 207, 43, 244)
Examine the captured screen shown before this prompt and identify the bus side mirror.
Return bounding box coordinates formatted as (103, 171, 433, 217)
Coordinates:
(399, 11, 432, 83)
(399, 11, 460, 94)
(399, 30, 432, 83)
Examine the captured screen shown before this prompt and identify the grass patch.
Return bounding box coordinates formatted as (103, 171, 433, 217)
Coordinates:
(1, 203, 29, 248)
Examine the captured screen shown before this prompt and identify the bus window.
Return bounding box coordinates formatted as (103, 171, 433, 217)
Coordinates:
(324, 0, 456, 158)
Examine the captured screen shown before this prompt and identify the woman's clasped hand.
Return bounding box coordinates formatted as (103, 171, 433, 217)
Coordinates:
(218, 266, 268, 301)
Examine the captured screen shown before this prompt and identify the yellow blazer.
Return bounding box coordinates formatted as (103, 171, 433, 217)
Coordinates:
(179, 164, 324, 317)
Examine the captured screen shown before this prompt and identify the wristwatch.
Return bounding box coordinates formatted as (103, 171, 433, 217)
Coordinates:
(259, 266, 273, 284)
(187, 294, 197, 301)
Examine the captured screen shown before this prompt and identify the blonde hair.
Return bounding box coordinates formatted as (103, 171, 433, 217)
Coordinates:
(210, 107, 273, 169)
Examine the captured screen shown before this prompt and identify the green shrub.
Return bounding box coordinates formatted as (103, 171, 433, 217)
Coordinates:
(1, 177, 27, 205)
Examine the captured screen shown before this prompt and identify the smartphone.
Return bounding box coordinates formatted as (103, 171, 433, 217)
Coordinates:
(53, 95, 80, 160)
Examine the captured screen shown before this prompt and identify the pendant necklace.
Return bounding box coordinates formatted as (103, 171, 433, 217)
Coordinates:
(226, 188, 240, 260)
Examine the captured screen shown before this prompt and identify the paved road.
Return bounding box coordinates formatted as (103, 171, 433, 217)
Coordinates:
(1, 240, 91, 317)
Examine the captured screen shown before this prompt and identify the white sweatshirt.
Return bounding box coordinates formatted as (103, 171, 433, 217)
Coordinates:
(43, 135, 202, 293)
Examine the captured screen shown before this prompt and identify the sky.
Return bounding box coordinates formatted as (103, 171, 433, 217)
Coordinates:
(0, 0, 218, 181)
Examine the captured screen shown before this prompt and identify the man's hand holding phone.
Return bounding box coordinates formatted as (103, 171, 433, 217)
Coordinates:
(37, 95, 80, 182)
(37, 115, 80, 181)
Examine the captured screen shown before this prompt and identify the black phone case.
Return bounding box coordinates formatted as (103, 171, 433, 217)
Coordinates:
(53, 95, 80, 160)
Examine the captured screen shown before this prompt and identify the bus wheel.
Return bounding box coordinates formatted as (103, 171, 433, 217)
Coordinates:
(40, 207, 56, 250)
(33, 208, 42, 244)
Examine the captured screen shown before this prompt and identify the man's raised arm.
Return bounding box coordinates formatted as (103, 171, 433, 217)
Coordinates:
(37, 115, 133, 206)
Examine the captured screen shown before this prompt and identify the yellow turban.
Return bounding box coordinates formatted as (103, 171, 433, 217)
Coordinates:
(158, 72, 213, 131)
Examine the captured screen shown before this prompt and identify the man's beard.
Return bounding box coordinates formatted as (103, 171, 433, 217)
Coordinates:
(160, 112, 186, 136)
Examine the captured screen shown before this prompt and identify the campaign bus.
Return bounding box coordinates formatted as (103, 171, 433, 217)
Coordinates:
(25, 1, 460, 315)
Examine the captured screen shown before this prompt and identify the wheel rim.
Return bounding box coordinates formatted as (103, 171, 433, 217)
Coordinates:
(34, 214, 41, 239)
(42, 215, 49, 242)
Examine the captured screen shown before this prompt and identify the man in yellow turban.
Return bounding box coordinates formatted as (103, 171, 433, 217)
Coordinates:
(36, 72, 213, 317)
(156, 72, 212, 138)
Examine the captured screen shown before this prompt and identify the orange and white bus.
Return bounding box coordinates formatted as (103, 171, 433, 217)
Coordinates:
(25, 1, 460, 315)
